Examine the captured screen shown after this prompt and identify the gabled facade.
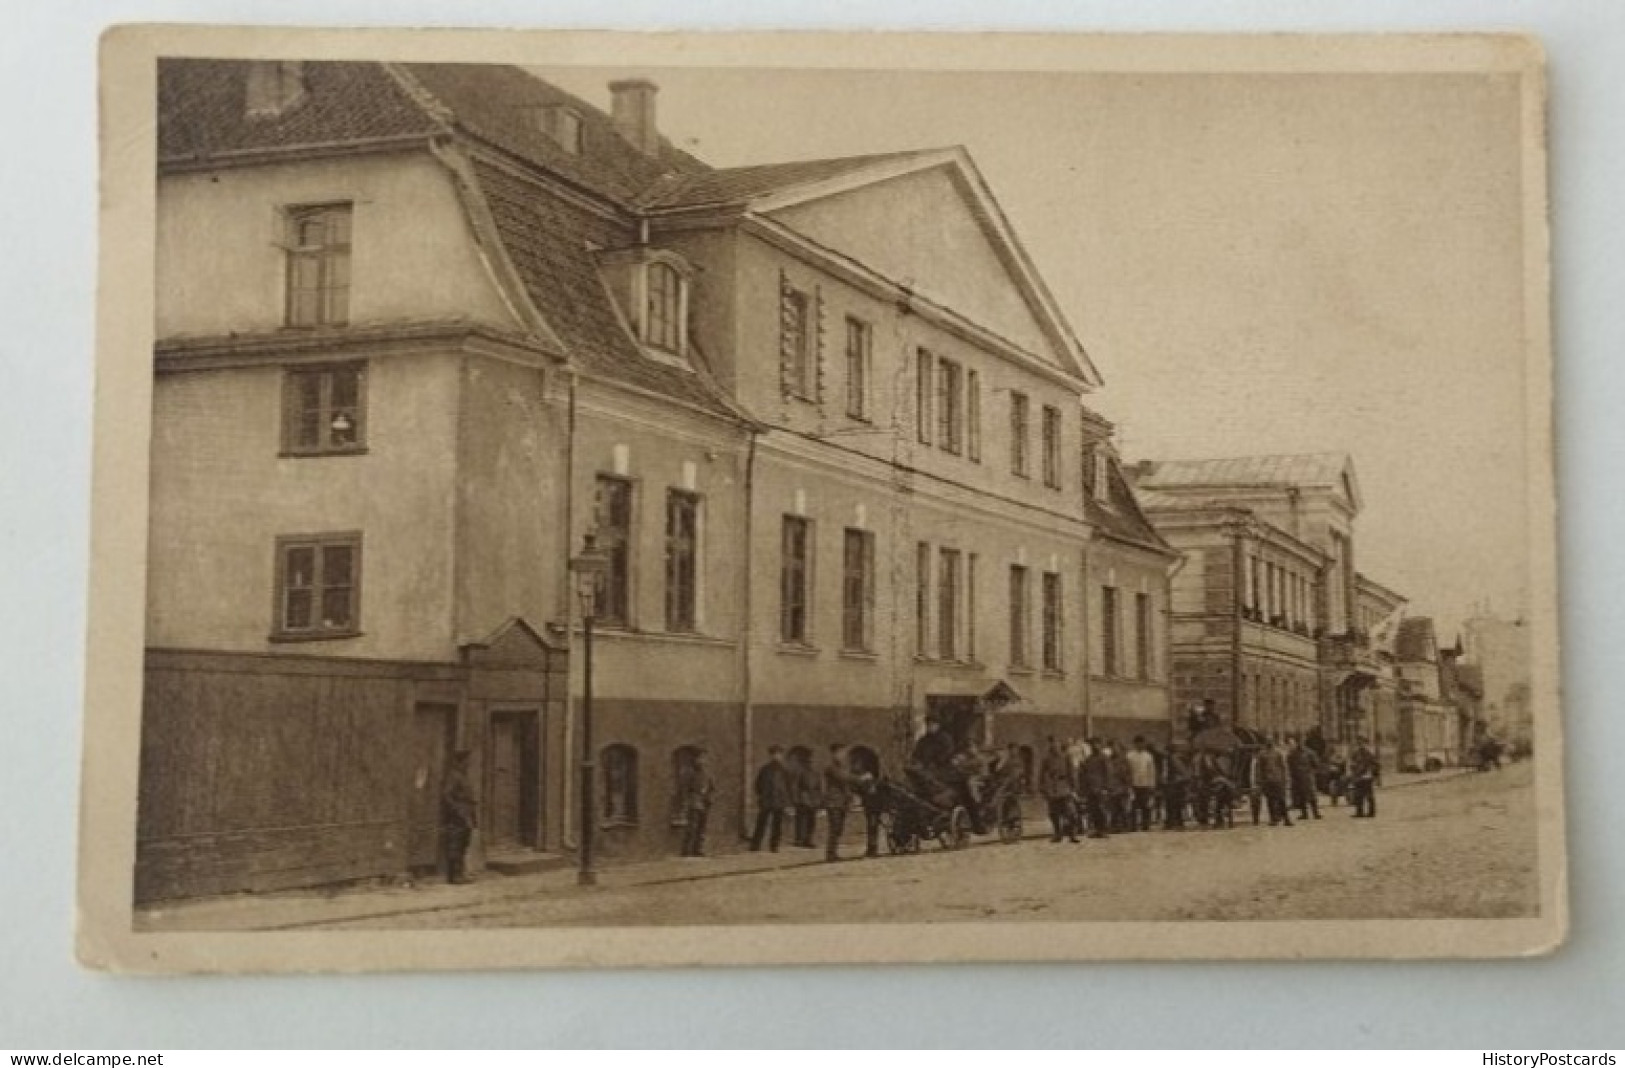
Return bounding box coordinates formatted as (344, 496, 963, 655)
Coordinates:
(140, 60, 1127, 900)
(1079, 412, 1181, 744)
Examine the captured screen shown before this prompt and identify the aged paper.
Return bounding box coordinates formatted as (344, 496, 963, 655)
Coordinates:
(79, 25, 1562, 972)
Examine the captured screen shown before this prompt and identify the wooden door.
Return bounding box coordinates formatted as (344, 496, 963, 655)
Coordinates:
(488, 710, 540, 850)
(407, 703, 457, 872)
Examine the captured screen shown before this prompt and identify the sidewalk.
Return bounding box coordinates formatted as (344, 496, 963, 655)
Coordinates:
(137, 767, 1476, 933)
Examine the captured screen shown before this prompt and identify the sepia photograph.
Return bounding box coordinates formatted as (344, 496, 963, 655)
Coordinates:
(78, 26, 1563, 971)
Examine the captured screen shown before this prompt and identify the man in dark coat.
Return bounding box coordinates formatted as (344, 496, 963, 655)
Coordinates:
(750, 746, 792, 851)
(676, 747, 716, 857)
(1349, 741, 1381, 817)
(441, 750, 478, 884)
(1257, 738, 1293, 826)
(1106, 741, 1134, 832)
(1286, 735, 1322, 820)
(790, 749, 823, 848)
(1039, 737, 1079, 843)
(822, 744, 873, 862)
(1080, 740, 1113, 838)
(1163, 743, 1192, 830)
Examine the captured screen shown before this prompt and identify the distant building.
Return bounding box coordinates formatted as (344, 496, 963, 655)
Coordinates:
(1394, 617, 1462, 770)
(1463, 614, 1533, 749)
(1131, 453, 1405, 751)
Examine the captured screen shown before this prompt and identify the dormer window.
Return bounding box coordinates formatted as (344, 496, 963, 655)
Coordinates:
(599, 247, 693, 365)
(645, 260, 683, 353)
(538, 105, 583, 155)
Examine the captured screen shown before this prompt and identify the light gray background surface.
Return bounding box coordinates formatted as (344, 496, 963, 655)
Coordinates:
(3, 0, 1619, 1049)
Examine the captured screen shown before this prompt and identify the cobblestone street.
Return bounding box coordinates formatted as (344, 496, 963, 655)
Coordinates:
(140, 762, 1539, 931)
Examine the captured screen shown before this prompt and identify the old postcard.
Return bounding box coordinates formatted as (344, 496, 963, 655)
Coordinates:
(78, 25, 1563, 971)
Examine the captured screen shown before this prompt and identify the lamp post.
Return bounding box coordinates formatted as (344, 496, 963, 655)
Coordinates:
(569, 530, 608, 887)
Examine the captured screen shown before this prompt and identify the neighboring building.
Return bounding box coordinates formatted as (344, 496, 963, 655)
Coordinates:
(1131, 453, 1403, 746)
(1395, 617, 1462, 770)
(141, 59, 1128, 900)
(1440, 644, 1485, 760)
(1080, 413, 1181, 745)
(1463, 614, 1534, 750)
(1354, 573, 1407, 768)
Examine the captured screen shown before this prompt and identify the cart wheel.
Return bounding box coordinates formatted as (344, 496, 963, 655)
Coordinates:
(999, 797, 1024, 843)
(942, 806, 972, 850)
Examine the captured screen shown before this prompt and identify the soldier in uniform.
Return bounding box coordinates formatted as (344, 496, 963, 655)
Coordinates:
(1080, 739, 1113, 838)
(1257, 737, 1293, 826)
(1039, 736, 1080, 843)
(790, 749, 823, 849)
(749, 746, 793, 851)
(1287, 735, 1322, 820)
(822, 744, 873, 862)
(441, 750, 478, 885)
(1349, 740, 1381, 817)
(1163, 742, 1192, 830)
(676, 747, 716, 858)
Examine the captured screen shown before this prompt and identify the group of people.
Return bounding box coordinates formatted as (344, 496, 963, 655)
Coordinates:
(1036, 730, 1383, 843)
(441, 716, 1389, 884)
(736, 743, 883, 862)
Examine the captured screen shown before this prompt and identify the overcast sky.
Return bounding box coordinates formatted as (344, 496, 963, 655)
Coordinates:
(546, 66, 1530, 639)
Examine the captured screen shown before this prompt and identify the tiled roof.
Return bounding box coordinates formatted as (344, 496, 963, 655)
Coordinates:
(157, 59, 443, 162)
(1135, 453, 1352, 491)
(638, 150, 937, 210)
(471, 161, 740, 417)
(401, 64, 709, 206)
(1087, 459, 1173, 552)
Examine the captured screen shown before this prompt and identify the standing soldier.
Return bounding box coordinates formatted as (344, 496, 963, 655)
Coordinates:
(1163, 742, 1192, 830)
(1350, 740, 1381, 818)
(1040, 737, 1080, 843)
(822, 744, 871, 862)
(1257, 737, 1293, 826)
(749, 746, 792, 852)
(1107, 740, 1134, 832)
(790, 749, 823, 849)
(1081, 739, 1113, 839)
(441, 750, 478, 885)
(1287, 735, 1322, 821)
(676, 747, 716, 858)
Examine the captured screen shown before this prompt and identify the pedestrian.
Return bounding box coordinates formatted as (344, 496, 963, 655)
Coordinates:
(1198, 750, 1235, 829)
(1039, 736, 1080, 843)
(1350, 741, 1380, 817)
(1287, 735, 1322, 820)
(1081, 739, 1112, 838)
(1163, 743, 1191, 830)
(790, 748, 822, 848)
(441, 750, 478, 884)
(1126, 735, 1158, 832)
(1107, 740, 1134, 832)
(676, 747, 716, 857)
(749, 745, 792, 851)
(822, 744, 871, 862)
(1257, 737, 1293, 826)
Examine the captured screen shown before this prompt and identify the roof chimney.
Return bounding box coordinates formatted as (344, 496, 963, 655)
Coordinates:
(245, 61, 308, 120)
(608, 78, 660, 155)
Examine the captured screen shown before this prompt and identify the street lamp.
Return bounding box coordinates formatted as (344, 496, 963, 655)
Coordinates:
(569, 530, 608, 887)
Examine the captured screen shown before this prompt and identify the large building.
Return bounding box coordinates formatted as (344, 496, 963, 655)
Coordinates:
(139, 60, 1172, 900)
(1129, 453, 1405, 750)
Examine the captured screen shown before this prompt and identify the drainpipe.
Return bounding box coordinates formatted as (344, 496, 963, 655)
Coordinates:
(738, 429, 760, 839)
(560, 369, 580, 851)
(1080, 534, 1093, 741)
(1230, 524, 1246, 729)
(1164, 549, 1188, 743)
